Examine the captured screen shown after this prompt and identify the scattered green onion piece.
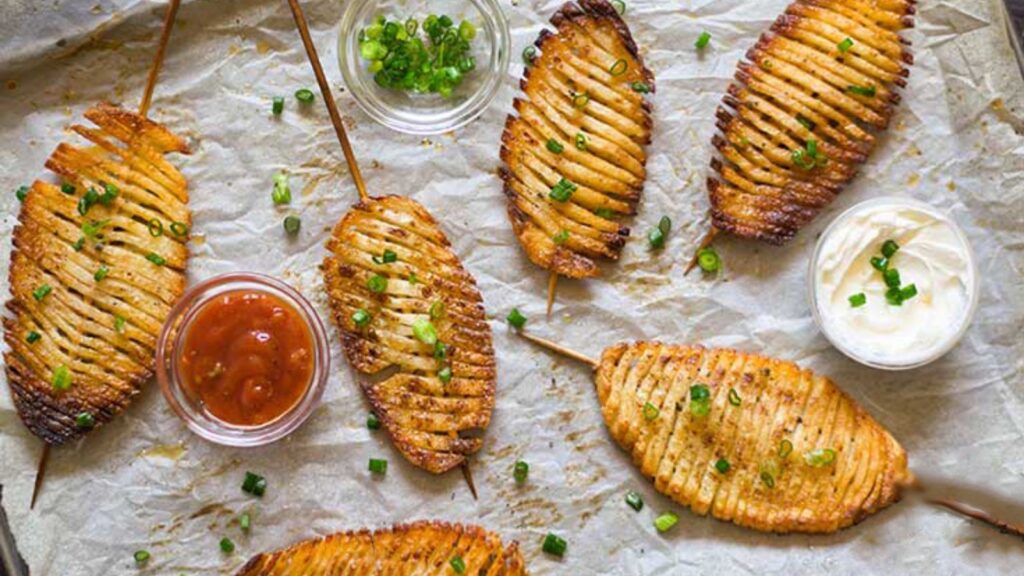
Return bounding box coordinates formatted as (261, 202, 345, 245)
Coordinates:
(147, 218, 164, 237)
(542, 533, 567, 557)
(75, 412, 95, 429)
(513, 460, 529, 483)
(114, 316, 126, 334)
(433, 341, 448, 361)
(146, 253, 166, 266)
(631, 81, 651, 94)
(82, 219, 109, 239)
(271, 171, 291, 204)
(352, 308, 372, 327)
(72, 237, 85, 251)
(625, 490, 643, 511)
(697, 248, 721, 273)
(642, 402, 660, 421)
(241, 471, 267, 496)
(367, 413, 381, 429)
(272, 96, 284, 115)
(450, 556, 467, 574)
(61, 183, 76, 195)
(99, 182, 119, 205)
(368, 458, 388, 474)
(885, 287, 904, 306)
(848, 293, 867, 308)
(647, 226, 665, 249)
(715, 458, 731, 473)
(94, 265, 109, 282)
(52, 364, 71, 391)
(32, 284, 52, 302)
(295, 88, 315, 103)
(522, 45, 537, 65)
(728, 388, 741, 406)
(169, 221, 190, 237)
(545, 138, 564, 154)
(690, 384, 711, 417)
(548, 178, 577, 202)
(796, 114, 816, 131)
(611, 0, 626, 15)
(609, 59, 628, 76)
(134, 550, 151, 565)
(430, 300, 446, 319)
(847, 84, 876, 97)
(883, 268, 901, 289)
(881, 239, 900, 258)
(695, 31, 711, 50)
(26, 331, 41, 344)
(870, 256, 888, 272)
(760, 469, 776, 488)
(220, 537, 235, 554)
(804, 448, 837, 467)
(459, 20, 476, 41)
(654, 512, 679, 533)
(78, 187, 99, 216)
(595, 208, 615, 219)
(15, 185, 29, 202)
(407, 272, 418, 284)
(552, 229, 570, 244)
(412, 318, 438, 345)
(571, 92, 590, 108)
(900, 283, 918, 301)
(239, 512, 251, 532)
(779, 439, 794, 459)
(283, 215, 301, 234)
(506, 308, 527, 330)
(367, 275, 388, 295)
(574, 132, 588, 151)
(438, 365, 453, 383)
(837, 37, 854, 52)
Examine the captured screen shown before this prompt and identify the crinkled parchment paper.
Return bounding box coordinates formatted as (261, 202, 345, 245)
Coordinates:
(1, 0, 1023, 574)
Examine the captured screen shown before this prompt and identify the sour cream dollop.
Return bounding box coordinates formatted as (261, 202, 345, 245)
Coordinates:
(811, 198, 978, 369)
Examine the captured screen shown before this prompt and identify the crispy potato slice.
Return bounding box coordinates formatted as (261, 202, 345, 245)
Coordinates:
(236, 521, 527, 576)
(709, 0, 914, 244)
(595, 342, 912, 533)
(3, 103, 190, 445)
(322, 196, 495, 474)
(501, 0, 654, 279)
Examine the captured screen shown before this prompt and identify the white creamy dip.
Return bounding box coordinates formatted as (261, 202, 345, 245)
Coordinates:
(812, 199, 977, 368)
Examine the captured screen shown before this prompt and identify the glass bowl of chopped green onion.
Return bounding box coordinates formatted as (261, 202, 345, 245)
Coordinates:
(338, 0, 510, 134)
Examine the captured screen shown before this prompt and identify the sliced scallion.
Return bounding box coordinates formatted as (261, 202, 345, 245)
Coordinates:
(695, 31, 711, 50)
(295, 88, 315, 103)
(412, 318, 438, 345)
(513, 460, 529, 483)
(654, 512, 679, 533)
(625, 490, 643, 511)
(542, 533, 567, 557)
(368, 458, 388, 474)
(642, 402, 660, 421)
(506, 308, 527, 330)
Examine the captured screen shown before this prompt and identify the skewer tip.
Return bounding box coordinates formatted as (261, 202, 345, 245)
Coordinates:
(546, 272, 558, 318)
(515, 329, 598, 369)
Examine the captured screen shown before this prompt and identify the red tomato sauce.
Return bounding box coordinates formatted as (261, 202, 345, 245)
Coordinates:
(178, 290, 313, 426)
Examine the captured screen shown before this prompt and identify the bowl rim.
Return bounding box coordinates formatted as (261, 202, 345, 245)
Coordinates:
(337, 0, 511, 135)
(807, 196, 981, 371)
(155, 272, 330, 447)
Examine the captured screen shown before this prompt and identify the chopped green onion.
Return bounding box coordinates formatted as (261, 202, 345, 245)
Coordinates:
(715, 458, 731, 473)
(295, 88, 315, 103)
(75, 412, 95, 429)
(625, 490, 643, 511)
(15, 185, 29, 201)
(78, 187, 99, 215)
(438, 366, 453, 383)
(32, 284, 52, 302)
(885, 287, 904, 306)
(522, 45, 537, 65)
(114, 316, 126, 334)
(697, 248, 721, 273)
(648, 227, 665, 249)
(571, 92, 590, 108)
(367, 274, 388, 293)
(450, 556, 467, 574)
(61, 183, 76, 195)
(170, 221, 190, 237)
(642, 402, 660, 421)
(94, 265, 109, 282)
(52, 364, 71, 391)
(72, 237, 85, 251)
(433, 341, 448, 361)
(272, 96, 284, 115)
(760, 469, 776, 488)
(271, 171, 292, 204)
(373, 249, 398, 264)
(352, 308, 372, 327)
(134, 550, 150, 565)
(804, 448, 837, 467)
(239, 512, 251, 532)
(283, 215, 301, 234)
(690, 384, 711, 417)
(654, 512, 679, 533)
(368, 458, 388, 474)
(407, 272, 418, 284)
(542, 533, 567, 557)
(883, 268, 901, 289)
(847, 84, 876, 97)
(147, 218, 163, 237)
(611, 0, 626, 15)
(506, 308, 527, 330)
(848, 293, 867, 308)
(631, 81, 651, 94)
(220, 537, 235, 554)
(552, 229, 570, 244)
(459, 20, 476, 41)
(881, 239, 900, 258)
(796, 114, 815, 131)
(513, 460, 529, 483)
(430, 300, 446, 319)
(870, 256, 888, 272)
(574, 132, 588, 151)
(82, 219, 108, 239)
(837, 37, 854, 53)
(779, 439, 793, 458)
(900, 283, 918, 301)
(412, 318, 438, 345)
(241, 471, 267, 496)
(146, 253, 165, 266)
(26, 331, 41, 344)
(609, 59, 628, 76)
(695, 31, 711, 50)
(595, 208, 615, 219)
(548, 178, 577, 202)
(99, 182, 119, 205)
(545, 138, 564, 154)
(792, 138, 828, 170)
(728, 388, 741, 406)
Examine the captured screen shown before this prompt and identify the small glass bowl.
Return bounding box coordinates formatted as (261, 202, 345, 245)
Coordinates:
(156, 273, 330, 447)
(807, 197, 980, 370)
(337, 0, 510, 135)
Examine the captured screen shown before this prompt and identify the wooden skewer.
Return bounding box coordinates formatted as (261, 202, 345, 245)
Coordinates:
(285, 0, 369, 203)
(516, 331, 1024, 540)
(32, 0, 183, 511)
(460, 461, 478, 501)
(683, 226, 718, 275)
(546, 272, 557, 318)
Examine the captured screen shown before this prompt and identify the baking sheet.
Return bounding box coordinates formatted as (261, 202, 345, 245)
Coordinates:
(1, 0, 1023, 574)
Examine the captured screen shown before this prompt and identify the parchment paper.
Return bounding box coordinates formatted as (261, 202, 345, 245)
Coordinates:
(1, 0, 1023, 574)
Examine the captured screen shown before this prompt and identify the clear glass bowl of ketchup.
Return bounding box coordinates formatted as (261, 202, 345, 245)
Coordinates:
(156, 273, 330, 447)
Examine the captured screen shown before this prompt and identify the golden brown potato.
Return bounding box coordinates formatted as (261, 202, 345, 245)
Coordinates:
(236, 521, 527, 576)
(501, 0, 654, 278)
(596, 342, 912, 533)
(3, 103, 190, 445)
(322, 196, 495, 474)
(709, 0, 915, 244)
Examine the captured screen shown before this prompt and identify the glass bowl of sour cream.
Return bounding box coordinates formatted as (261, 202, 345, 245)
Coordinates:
(808, 197, 980, 370)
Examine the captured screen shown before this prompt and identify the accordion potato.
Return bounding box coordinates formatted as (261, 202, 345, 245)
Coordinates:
(596, 342, 911, 533)
(709, 0, 915, 244)
(501, 0, 654, 278)
(322, 196, 496, 474)
(236, 521, 527, 576)
(3, 103, 190, 445)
